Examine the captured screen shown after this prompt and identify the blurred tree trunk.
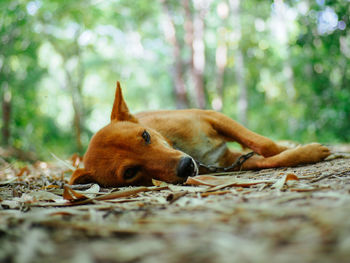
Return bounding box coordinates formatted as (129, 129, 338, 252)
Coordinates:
(0, 20, 15, 147)
(72, 33, 85, 154)
(229, 0, 247, 125)
(274, 0, 296, 101)
(215, 43, 227, 111)
(1, 83, 11, 146)
(235, 50, 247, 125)
(160, 0, 189, 109)
(214, 2, 229, 111)
(64, 66, 84, 153)
(274, 0, 297, 132)
(49, 34, 85, 153)
(184, 0, 207, 109)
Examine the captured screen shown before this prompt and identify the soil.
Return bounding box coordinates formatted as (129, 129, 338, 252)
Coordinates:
(1, 146, 350, 263)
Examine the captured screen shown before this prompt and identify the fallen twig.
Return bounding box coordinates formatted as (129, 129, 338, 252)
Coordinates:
(310, 169, 350, 183)
(166, 191, 188, 203)
(200, 190, 232, 197)
(289, 187, 330, 192)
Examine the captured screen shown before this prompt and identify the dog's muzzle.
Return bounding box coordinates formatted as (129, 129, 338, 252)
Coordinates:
(176, 156, 197, 179)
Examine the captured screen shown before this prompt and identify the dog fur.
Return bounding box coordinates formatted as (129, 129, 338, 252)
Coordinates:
(69, 82, 330, 187)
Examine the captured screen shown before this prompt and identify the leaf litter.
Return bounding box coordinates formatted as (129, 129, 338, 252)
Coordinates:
(1, 148, 350, 263)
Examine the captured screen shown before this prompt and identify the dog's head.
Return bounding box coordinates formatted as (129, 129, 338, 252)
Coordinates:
(69, 82, 197, 187)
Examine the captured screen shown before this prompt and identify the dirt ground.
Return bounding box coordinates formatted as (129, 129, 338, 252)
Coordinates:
(1, 146, 350, 263)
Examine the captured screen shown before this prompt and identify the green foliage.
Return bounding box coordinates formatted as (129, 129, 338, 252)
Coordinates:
(0, 1, 45, 152)
(0, 0, 349, 159)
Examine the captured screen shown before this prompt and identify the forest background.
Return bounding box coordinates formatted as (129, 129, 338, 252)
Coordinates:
(1, 0, 349, 159)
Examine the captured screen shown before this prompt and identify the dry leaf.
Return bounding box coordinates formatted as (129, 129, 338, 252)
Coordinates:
(8, 191, 65, 206)
(271, 173, 299, 190)
(168, 185, 208, 193)
(152, 179, 169, 187)
(95, 186, 167, 201)
(75, 184, 100, 199)
(16, 167, 30, 177)
(26, 191, 63, 202)
(186, 175, 273, 187)
(63, 185, 88, 202)
(325, 152, 350, 161)
(56, 186, 168, 206)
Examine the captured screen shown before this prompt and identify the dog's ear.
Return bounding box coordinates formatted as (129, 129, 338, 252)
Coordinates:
(111, 81, 138, 123)
(69, 168, 95, 185)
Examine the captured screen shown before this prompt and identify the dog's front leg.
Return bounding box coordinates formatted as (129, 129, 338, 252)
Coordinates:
(203, 111, 288, 157)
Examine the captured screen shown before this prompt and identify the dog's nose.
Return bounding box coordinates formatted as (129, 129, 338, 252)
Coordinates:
(177, 157, 196, 178)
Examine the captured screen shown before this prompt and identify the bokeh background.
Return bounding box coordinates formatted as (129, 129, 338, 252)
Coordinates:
(1, 0, 349, 159)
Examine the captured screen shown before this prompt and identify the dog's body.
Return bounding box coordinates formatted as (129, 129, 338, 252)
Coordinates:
(70, 82, 330, 187)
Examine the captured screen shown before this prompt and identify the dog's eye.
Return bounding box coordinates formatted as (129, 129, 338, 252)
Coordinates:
(142, 130, 151, 144)
(123, 166, 140, 180)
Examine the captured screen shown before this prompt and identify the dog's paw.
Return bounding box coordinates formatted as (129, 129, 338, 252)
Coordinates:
(259, 143, 331, 168)
(296, 143, 331, 163)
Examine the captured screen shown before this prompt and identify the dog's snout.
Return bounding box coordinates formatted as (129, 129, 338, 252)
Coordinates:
(177, 157, 196, 178)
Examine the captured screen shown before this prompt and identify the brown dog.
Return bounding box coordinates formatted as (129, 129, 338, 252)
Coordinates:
(69, 82, 330, 187)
